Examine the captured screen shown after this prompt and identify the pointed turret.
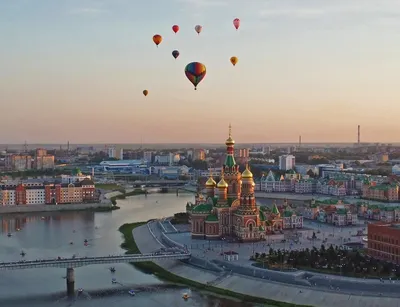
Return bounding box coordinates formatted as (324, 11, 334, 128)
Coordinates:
(272, 203, 280, 217)
(224, 123, 238, 171)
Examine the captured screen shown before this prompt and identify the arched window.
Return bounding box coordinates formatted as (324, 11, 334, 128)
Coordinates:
(249, 224, 253, 232)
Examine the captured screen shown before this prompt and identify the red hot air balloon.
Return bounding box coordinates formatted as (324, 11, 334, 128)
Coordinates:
(172, 50, 180, 59)
(172, 25, 179, 34)
(184, 62, 206, 90)
(233, 18, 240, 30)
(153, 34, 162, 47)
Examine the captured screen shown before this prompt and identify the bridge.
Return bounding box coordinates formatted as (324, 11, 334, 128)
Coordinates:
(0, 251, 190, 297)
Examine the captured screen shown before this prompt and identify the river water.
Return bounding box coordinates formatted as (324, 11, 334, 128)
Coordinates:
(0, 193, 263, 307)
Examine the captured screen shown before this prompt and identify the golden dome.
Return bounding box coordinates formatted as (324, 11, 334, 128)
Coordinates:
(217, 177, 228, 188)
(205, 176, 216, 186)
(242, 165, 253, 179)
(225, 136, 235, 146)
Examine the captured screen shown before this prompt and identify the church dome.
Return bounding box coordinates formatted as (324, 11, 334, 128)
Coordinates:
(205, 176, 216, 186)
(241, 166, 253, 179)
(225, 136, 235, 146)
(217, 177, 228, 188)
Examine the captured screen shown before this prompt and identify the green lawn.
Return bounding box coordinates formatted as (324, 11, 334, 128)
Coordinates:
(95, 183, 121, 190)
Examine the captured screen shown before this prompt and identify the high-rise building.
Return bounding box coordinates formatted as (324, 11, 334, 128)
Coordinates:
(143, 151, 153, 163)
(279, 155, 295, 171)
(239, 148, 250, 159)
(107, 146, 116, 159)
(34, 148, 55, 170)
(5, 155, 32, 171)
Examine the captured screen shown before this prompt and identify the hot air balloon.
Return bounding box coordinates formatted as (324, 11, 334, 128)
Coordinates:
(233, 18, 240, 30)
(194, 25, 202, 35)
(152, 34, 162, 47)
(143, 90, 148, 96)
(184, 62, 206, 90)
(230, 56, 238, 66)
(172, 25, 179, 34)
(172, 50, 180, 59)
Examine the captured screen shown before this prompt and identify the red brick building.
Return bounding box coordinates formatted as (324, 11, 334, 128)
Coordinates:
(368, 222, 400, 263)
(44, 179, 96, 204)
(15, 184, 27, 205)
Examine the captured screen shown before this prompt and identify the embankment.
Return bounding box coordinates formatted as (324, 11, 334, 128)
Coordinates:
(0, 202, 113, 215)
(118, 222, 312, 307)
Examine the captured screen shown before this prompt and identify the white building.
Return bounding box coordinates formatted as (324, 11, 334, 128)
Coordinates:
(143, 151, 153, 163)
(154, 153, 180, 166)
(279, 155, 295, 171)
(282, 212, 303, 229)
(25, 187, 46, 205)
(60, 174, 91, 184)
(108, 147, 116, 159)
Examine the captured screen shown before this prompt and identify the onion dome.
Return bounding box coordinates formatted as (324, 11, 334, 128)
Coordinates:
(205, 176, 216, 187)
(225, 135, 235, 146)
(241, 164, 253, 179)
(217, 177, 228, 188)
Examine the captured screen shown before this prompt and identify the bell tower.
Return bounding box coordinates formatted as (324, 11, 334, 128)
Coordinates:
(223, 124, 241, 199)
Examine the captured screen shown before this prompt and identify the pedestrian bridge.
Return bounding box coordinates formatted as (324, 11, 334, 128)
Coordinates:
(0, 252, 191, 270)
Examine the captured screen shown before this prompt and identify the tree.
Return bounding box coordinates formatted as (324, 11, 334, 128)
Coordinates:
(307, 169, 316, 178)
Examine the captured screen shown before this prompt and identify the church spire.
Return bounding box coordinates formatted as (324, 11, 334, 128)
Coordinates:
(224, 124, 236, 169)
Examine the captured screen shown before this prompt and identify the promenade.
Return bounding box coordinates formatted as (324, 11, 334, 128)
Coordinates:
(133, 223, 400, 307)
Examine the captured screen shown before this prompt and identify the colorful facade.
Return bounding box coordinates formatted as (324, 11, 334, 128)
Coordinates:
(186, 127, 303, 242)
(0, 179, 96, 206)
(301, 198, 358, 226)
(362, 181, 399, 202)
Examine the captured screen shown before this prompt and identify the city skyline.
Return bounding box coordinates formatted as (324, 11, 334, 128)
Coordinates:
(2, 0, 400, 143)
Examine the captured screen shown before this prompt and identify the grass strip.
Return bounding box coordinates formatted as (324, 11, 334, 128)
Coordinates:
(118, 222, 313, 307)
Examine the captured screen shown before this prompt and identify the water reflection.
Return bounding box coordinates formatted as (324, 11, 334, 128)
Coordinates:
(0, 211, 96, 234)
(0, 194, 261, 306)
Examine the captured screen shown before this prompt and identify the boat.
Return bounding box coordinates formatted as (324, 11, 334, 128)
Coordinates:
(78, 288, 83, 293)
(111, 278, 117, 284)
(182, 293, 190, 300)
(20, 251, 26, 257)
(84, 239, 88, 243)
(69, 241, 73, 245)
(7, 233, 11, 237)
(109, 267, 116, 273)
(128, 290, 136, 296)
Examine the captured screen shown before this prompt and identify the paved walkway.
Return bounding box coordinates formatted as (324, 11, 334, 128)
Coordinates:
(132, 224, 400, 307)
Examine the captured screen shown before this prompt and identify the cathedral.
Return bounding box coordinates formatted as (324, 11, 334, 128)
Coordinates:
(186, 126, 284, 242)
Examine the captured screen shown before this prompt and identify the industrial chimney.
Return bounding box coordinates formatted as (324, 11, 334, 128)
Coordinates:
(357, 125, 360, 145)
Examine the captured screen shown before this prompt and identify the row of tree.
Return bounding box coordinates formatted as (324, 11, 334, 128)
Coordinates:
(251, 245, 400, 278)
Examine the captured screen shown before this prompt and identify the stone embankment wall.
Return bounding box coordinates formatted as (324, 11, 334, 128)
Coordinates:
(0, 202, 112, 214)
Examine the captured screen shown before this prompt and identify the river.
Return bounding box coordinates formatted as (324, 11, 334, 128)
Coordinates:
(0, 193, 264, 307)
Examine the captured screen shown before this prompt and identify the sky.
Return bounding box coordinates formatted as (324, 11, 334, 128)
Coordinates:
(1, 0, 400, 144)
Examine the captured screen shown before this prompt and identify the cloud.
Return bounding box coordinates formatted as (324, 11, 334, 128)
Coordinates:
(68, 7, 107, 15)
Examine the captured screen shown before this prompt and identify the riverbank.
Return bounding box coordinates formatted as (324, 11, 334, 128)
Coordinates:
(0, 202, 113, 215)
(119, 222, 312, 307)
